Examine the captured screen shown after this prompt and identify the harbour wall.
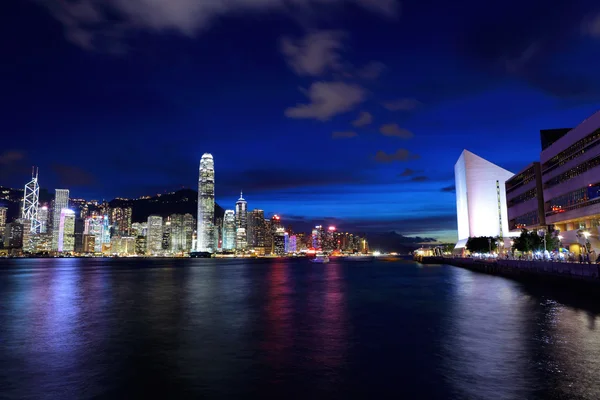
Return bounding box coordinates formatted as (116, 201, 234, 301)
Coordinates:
(419, 257, 600, 286)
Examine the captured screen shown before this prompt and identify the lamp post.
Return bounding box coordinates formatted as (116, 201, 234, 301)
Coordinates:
(538, 229, 547, 259)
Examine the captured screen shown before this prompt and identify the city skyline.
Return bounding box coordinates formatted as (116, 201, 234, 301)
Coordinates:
(2, 1, 600, 243)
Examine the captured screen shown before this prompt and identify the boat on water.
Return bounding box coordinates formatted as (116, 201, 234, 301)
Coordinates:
(310, 254, 330, 263)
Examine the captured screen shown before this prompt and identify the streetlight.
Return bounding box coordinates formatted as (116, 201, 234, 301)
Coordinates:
(538, 229, 547, 258)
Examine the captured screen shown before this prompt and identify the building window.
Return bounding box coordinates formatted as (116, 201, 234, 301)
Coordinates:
(509, 210, 539, 230)
(546, 182, 600, 216)
(544, 155, 600, 189)
(542, 128, 600, 173)
(508, 188, 537, 207)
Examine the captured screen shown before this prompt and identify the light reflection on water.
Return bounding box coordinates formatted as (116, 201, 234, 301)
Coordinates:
(1, 258, 600, 399)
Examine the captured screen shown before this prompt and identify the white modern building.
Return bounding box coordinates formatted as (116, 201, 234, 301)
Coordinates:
(541, 110, 600, 255)
(454, 150, 517, 251)
(197, 153, 215, 252)
(147, 215, 163, 255)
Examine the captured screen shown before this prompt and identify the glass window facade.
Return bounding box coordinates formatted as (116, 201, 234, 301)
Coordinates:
(546, 182, 600, 216)
(508, 188, 537, 207)
(509, 210, 539, 230)
(506, 166, 536, 194)
(544, 154, 600, 188)
(542, 128, 600, 173)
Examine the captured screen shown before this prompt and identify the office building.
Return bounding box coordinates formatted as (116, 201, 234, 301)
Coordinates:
(83, 234, 96, 253)
(506, 162, 546, 231)
(197, 153, 215, 252)
(74, 217, 85, 252)
(85, 215, 109, 253)
(38, 206, 48, 233)
(273, 227, 285, 255)
(541, 111, 600, 255)
(222, 210, 236, 250)
(162, 219, 172, 251)
(235, 192, 247, 250)
(288, 235, 297, 253)
(0, 206, 7, 230)
(454, 150, 517, 251)
(131, 222, 147, 237)
(183, 213, 194, 251)
(52, 189, 69, 250)
(135, 236, 147, 255)
(147, 215, 163, 255)
(58, 209, 76, 252)
(110, 207, 132, 236)
(248, 209, 266, 250)
(4, 222, 24, 249)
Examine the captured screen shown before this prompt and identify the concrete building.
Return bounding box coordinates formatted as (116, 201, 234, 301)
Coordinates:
(506, 162, 546, 231)
(541, 111, 600, 255)
(4, 222, 24, 249)
(235, 193, 247, 250)
(454, 150, 517, 251)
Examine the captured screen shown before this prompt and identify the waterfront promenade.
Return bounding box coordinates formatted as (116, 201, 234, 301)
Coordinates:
(420, 256, 600, 285)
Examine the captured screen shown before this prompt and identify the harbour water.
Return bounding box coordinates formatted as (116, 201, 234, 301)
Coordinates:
(1, 258, 600, 399)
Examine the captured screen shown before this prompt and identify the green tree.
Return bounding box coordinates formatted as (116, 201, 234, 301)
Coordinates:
(513, 227, 561, 253)
(466, 236, 497, 253)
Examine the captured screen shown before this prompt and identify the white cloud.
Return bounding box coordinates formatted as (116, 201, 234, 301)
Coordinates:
(379, 123, 413, 138)
(42, 0, 400, 49)
(281, 31, 345, 76)
(352, 111, 373, 127)
(285, 81, 366, 121)
(382, 98, 421, 111)
(332, 131, 358, 138)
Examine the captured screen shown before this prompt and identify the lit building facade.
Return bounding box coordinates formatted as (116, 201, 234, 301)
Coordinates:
(21, 168, 40, 234)
(52, 189, 69, 250)
(247, 209, 266, 250)
(197, 153, 215, 252)
(541, 111, 600, 255)
(454, 150, 516, 251)
(4, 222, 24, 249)
(222, 210, 236, 250)
(506, 162, 546, 231)
(147, 215, 163, 255)
(235, 193, 247, 250)
(0, 206, 7, 234)
(38, 206, 49, 233)
(273, 227, 285, 255)
(85, 215, 109, 253)
(58, 209, 76, 252)
(110, 207, 132, 236)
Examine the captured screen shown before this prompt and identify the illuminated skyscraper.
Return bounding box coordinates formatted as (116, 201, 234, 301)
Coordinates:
(110, 207, 132, 236)
(247, 209, 266, 250)
(147, 215, 163, 255)
(0, 206, 7, 232)
(85, 215, 107, 253)
(4, 222, 24, 249)
(235, 192, 247, 250)
(58, 209, 75, 252)
(222, 210, 236, 250)
(183, 213, 194, 251)
(21, 168, 41, 234)
(38, 206, 49, 233)
(52, 189, 69, 250)
(197, 153, 215, 252)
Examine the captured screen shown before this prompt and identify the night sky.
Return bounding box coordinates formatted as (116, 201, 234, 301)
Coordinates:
(2, 0, 600, 242)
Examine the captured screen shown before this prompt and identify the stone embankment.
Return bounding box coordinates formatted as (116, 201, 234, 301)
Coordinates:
(419, 257, 600, 285)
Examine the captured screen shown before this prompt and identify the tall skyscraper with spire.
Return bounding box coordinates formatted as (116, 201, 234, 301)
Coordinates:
(235, 192, 247, 250)
(197, 153, 215, 252)
(21, 167, 41, 234)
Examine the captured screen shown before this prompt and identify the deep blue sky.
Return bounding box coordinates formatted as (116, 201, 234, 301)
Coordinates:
(2, 0, 600, 242)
